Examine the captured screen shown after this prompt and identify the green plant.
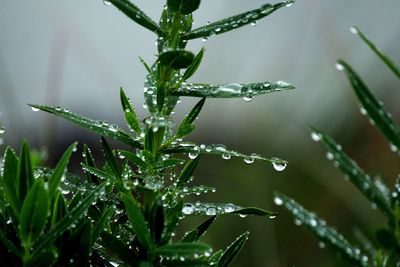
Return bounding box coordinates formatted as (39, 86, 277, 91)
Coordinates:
(0, 0, 296, 266)
(275, 27, 400, 266)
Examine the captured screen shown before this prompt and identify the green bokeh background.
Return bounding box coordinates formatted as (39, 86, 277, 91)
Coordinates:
(1, 0, 400, 266)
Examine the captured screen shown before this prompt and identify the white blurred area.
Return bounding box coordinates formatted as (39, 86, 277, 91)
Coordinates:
(0, 0, 399, 150)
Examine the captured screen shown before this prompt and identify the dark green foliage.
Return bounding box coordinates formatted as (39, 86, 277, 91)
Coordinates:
(277, 27, 400, 266)
(16, 0, 296, 265)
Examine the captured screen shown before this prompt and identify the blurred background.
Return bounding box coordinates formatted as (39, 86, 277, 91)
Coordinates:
(1, 0, 400, 266)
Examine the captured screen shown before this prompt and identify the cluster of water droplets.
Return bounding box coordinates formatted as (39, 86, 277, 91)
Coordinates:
(181, 202, 241, 216)
(144, 116, 174, 133)
(274, 194, 369, 265)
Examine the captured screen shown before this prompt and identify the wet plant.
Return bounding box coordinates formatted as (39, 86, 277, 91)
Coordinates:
(0, 0, 295, 265)
(275, 27, 400, 266)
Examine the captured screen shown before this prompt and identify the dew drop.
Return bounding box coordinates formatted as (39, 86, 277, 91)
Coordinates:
(243, 96, 254, 102)
(223, 203, 236, 213)
(268, 214, 277, 219)
(310, 132, 321, 142)
(182, 203, 195, 215)
(188, 152, 199, 159)
(0, 128, 4, 134)
(31, 106, 40, 112)
(272, 162, 287, 171)
(250, 21, 257, 26)
(222, 153, 231, 160)
(326, 152, 334, 160)
(201, 37, 208, 42)
(103, 0, 111, 5)
(360, 106, 367, 115)
(349, 26, 359, 35)
(244, 156, 254, 164)
(390, 143, 398, 152)
(335, 63, 344, 71)
(205, 207, 216, 216)
(273, 196, 283, 206)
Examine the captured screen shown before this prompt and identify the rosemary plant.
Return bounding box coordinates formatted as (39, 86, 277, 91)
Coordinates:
(275, 27, 400, 266)
(1, 0, 295, 266)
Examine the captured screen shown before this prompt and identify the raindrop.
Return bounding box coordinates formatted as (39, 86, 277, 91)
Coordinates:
(250, 21, 257, 26)
(244, 156, 254, 164)
(349, 26, 359, 35)
(243, 96, 254, 102)
(205, 207, 216, 216)
(223, 203, 236, 213)
(335, 63, 344, 71)
(222, 153, 231, 160)
(188, 152, 199, 159)
(272, 162, 287, 171)
(31, 106, 40, 112)
(326, 152, 334, 160)
(201, 37, 208, 42)
(182, 203, 195, 215)
(103, 0, 111, 5)
(309, 218, 317, 227)
(273, 196, 283, 206)
(310, 132, 321, 142)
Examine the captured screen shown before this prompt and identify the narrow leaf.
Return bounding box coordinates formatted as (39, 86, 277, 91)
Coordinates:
(182, 216, 216, 242)
(121, 192, 154, 251)
(32, 183, 106, 255)
(176, 157, 201, 187)
(120, 87, 142, 134)
(82, 144, 99, 184)
(350, 27, 400, 79)
(167, 0, 201, 15)
(48, 142, 77, 198)
(172, 81, 294, 98)
(101, 137, 121, 178)
(100, 231, 139, 264)
(17, 141, 35, 204)
(19, 180, 49, 247)
(92, 208, 113, 244)
(108, 0, 164, 35)
(311, 127, 393, 219)
(29, 104, 140, 148)
(176, 97, 205, 138)
(164, 142, 287, 166)
(182, 202, 277, 217)
(182, 1, 294, 40)
(337, 60, 400, 151)
(2, 147, 20, 215)
(274, 192, 370, 267)
(51, 192, 67, 226)
(159, 50, 195, 69)
(182, 47, 205, 80)
(218, 232, 249, 267)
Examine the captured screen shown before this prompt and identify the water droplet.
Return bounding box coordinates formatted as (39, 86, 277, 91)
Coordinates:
(285, 0, 295, 7)
(31, 106, 40, 112)
(250, 21, 257, 26)
(310, 132, 321, 142)
(239, 214, 247, 218)
(349, 26, 358, 35)
(103, 0, 111, 5)
(201, 37, 208, 42)
(318, 242, 326, 249)
(294, 219, 302, 226)
(326, 152, 334, 160)
(335, 63, 344, 71)
(274, 196, 283, 206)
(309, 218, 317, 227)
(224, 203, 236, 213)
(390, 143, 398, 152)
(182, 203, 195, 215)
(272, 162, 287, 171)
(268, 214, 277, 219)
(188, 152, 199, 159)
(222, 153, 231, 160)
(244, 156, 254, 164)
(0, 128, 4, 134)
(205, 207, 216, 216)
(243, 96, 254, 102)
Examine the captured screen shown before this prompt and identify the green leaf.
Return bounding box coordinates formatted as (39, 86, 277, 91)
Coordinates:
(155, 242, 212, 258)
(154, 158, 184, 170)
(148, 200, 164, 244)
(17, 141, 35, 205)
(32, 183, 106, 255)
(29, 104, 140, 148)
(218, 232, 249, 267)
(182, 47, 205, 81)
(100, 231, 139, 264)
(182, 1, 294, 40)
(25, 249, 57, 267)
(2, 147, 20, 215)
(120, 87, 142, 134)
(92, 208, 113, 244)
(162, 201, 183, 244)
(350, 27, 400, 79)
(82, 144, 99, 184)
(48, 143, 77, 199)
(121, 192, 154, 251)
(310, 127, 393, 219)
(176, 98, 206, 138)
(167, 0, 201, 15)
(158, 50, 195, 69)
(172, 81, 294, 98)
(118, 150, 148, 169)
(164, 142, 287, 167)
(182, 202, 278, 217)
(336, 60, 400, 152)
(274, 192, 370, 267)
(182, 216, 216, 242)
(101, 137, 121, 178)
(176, 157, 201, 187)
(19, 180, 49, 247)
(51, 192, 67, 226)
(108, 0, 164, 35)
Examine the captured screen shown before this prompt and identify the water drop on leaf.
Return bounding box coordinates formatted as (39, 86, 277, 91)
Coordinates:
(272, 162, 287, 171)
(274, 196, 283, 206)
(31, 106, 40, 112)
